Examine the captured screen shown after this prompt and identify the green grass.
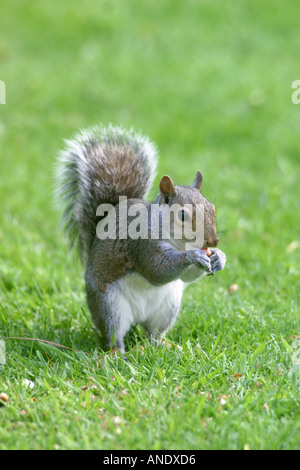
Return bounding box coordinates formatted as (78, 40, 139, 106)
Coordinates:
(0, 0, 300, 450)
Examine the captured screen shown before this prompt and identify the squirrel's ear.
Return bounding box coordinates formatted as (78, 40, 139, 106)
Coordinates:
(159, 175, 176, 201)
(192, 171, 203, 190)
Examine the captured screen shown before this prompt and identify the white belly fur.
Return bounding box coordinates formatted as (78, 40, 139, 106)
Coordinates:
(110, 272, 184, 335)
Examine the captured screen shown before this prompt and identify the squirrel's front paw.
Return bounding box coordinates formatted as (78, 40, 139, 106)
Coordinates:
(187, 249, 212, 274)
(210, 248, 226, 273)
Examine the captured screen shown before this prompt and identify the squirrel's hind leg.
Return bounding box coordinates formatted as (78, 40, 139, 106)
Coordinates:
(85, 280, 133, 354)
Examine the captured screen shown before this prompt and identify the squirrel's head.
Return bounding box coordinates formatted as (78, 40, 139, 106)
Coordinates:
(156, 171, 219, 251)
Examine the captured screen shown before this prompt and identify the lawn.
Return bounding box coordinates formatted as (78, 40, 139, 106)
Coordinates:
(0, 0, 299, 450)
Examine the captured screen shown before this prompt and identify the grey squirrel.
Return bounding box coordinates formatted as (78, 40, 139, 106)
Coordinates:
(56, 124, 226, 353)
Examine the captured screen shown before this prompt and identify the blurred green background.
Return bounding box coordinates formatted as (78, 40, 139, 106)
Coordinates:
(0, 0, 299, 450)
(1, 0, 300, 264)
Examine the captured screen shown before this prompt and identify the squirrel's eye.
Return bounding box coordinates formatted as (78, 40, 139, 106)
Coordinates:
(180, 210, 189, 222)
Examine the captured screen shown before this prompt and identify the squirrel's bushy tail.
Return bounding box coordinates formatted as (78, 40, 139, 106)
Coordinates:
(55, 124, 158, 262)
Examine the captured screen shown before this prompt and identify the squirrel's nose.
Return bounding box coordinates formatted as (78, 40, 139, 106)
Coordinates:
(206, 236, 219, 248)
